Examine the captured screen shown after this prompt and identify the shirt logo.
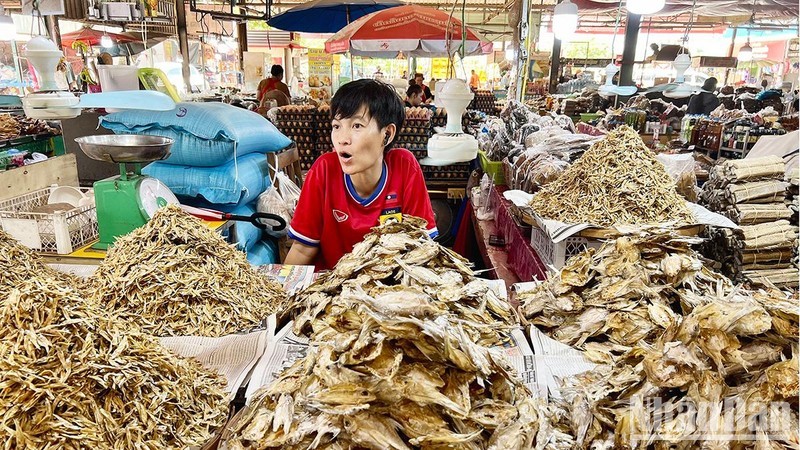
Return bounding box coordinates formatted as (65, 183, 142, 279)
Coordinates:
(386, 193, 397, 201)
(333, 209, 349, 223)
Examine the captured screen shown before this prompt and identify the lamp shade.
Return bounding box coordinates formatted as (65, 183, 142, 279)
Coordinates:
(627, 0, 665, 15)
(553, 0, 578, 42)
(738, 42, 753, 62)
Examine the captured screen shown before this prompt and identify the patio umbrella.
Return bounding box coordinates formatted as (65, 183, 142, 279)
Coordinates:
(60, 26, 140, 47)
(325, 5, 493, 58)
(267, 0, 404, 33)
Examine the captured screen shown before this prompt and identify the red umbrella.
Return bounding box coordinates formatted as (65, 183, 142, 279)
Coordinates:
(60, 27, 140, 47)
(325, 5, 492, 58)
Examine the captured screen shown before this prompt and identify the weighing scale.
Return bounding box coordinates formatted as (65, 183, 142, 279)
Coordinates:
(421, 79, 478, 166)
(74, 134, 178, 250)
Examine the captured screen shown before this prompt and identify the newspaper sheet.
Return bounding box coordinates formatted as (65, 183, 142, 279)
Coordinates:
(245, 318, 309, 401)
(502, 327, 546, 397)
(256, 264, 316, 294)
(483, 278, 509, 300)
(48, 263, 98, 278)
(529, 325, 596, 399)
(160, 327, 274, 399)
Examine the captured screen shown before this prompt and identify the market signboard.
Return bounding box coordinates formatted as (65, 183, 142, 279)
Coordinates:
(307, 48, 332, 101)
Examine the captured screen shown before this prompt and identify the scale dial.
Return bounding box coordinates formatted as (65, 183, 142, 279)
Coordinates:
(137, 177, 179, 219)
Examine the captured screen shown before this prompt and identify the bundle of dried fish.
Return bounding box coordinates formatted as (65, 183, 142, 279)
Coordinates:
(291, 216, 518, 345)
(504, 149, 570, 193)
(221, 219, 550, 450)
(547, 287, 799, 448)
(700, 157, 797, 288)
(529, 126, 695, 227)
(87, 205, 286, 337)
(519, 231, 735, 364)
(0, 235, 229, 449)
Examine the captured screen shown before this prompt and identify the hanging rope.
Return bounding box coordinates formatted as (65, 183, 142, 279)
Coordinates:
(679, 0, 698, 53)
(609, 0, 624, 62)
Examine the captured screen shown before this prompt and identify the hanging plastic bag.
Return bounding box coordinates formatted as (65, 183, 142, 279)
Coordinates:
(275, 171, 301, 215)
(257, 186, 290, 237)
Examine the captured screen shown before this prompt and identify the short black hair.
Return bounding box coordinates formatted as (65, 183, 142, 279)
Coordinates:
(406, 84, 423, 97)
(330, 79, 405, 150)
(271, 65, 284, 77)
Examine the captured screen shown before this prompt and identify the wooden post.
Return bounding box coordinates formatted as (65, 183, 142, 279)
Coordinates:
(175, 0, 191, 91)
(619, 11, 641, 87)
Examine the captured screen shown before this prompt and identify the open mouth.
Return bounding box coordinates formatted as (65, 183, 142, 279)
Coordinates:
(339, 152, 352, 160)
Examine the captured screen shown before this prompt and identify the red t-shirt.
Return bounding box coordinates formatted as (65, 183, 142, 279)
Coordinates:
(288, 148, 437, 270)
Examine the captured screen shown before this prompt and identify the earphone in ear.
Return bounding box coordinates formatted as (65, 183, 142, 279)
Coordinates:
(384, 132, 391, 146)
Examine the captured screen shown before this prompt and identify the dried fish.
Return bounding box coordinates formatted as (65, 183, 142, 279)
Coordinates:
(221, 218, 554, 449)
(86, 205, 286, 337)
(529, 126, 695, 227)
(0, 232, 229, 449)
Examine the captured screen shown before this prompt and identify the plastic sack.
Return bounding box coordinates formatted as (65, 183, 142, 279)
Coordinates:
(656, 153, 699, 202)
(246, 239, 279, 266)
(143, 152, 271, 205)
(100, 102, 292, 167)
(256, 171, 302, 238)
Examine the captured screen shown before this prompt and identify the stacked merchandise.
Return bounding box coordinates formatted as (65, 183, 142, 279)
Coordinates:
(426, 108, 472, 184)
(468, 89, 498, 115)
(275, 105, 319, 170)
(315, 105, 332, 158)
(787, 168, 799, 275)
(395, 107, 432, 160)
(100, 102, 291, 265)
(700, 156, 797, 288)
(518, 232, 799, 448)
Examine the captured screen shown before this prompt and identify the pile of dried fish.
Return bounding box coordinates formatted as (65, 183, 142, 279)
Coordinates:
(0, 232, 229, 449)
(519, 231, 733, 363)
(221, 218, 553, 449)
(86, 205, 286, 337)
(548, 288, 798, 448)
(700, 156, 797, 288)
(0, 229, 80, 289)
(504, 149, 570, 193)
(529, 126, 695, 227)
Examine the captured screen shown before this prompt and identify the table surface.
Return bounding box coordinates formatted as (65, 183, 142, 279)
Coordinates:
(470, 202, 520, 290)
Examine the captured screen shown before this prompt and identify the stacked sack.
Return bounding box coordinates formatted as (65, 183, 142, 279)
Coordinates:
(100, 103, 292, 265)
(700, 156, 797, 288)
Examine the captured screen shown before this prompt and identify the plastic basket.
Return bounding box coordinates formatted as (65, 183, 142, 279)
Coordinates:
(478, 150, 506, 185)
(0, 186, 98, 254)
(530, 225, 603, 269)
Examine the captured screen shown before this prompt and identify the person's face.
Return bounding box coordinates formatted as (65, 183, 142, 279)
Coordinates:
(332, 106, 392, 176)
(415, 75, 423, 85)
(408, 92, 422, 106)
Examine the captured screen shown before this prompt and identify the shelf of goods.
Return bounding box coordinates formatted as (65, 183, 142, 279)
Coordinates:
(467, 90, 499, 116)
(692, 117, 787, 160)
(274, 105, 321, 171)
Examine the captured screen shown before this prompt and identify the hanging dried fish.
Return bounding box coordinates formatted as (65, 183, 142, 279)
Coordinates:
(529, 126, 695, 227)
(220, 218, 554, 449)
(0, 233, 229, 449)
(86, 205, 286, 337)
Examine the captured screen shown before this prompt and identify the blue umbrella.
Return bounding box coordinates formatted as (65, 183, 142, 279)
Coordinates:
(267, 0, 404, 33)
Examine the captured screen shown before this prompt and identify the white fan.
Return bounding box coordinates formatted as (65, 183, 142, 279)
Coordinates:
(22, 36, 175, 120)
(597, 1, 637, 98)
(645, 0, 700, 99)
(598, 63, 637, 97)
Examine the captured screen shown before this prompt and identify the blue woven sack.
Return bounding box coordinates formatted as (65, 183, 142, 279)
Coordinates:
(100, 102, 291, 167)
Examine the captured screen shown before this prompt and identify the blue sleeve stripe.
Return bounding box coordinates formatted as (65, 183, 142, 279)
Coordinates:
(287, 227, 320, 247)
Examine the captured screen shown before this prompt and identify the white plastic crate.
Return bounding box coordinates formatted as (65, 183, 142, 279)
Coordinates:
(530, 225, 604, 270)
(0, 186, 98, 254)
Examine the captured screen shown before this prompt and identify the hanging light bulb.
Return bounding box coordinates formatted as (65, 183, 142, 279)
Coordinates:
(552, 0, 578, 42)
(100, 32, 114, 48)
(738, 41, 753, 62)
(0, 7, 15, 41)
(626, 0, 665, 15)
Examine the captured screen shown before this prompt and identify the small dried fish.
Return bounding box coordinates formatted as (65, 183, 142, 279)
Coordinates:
(86, 205, 286, 337)
(529, 126, 695, 226)
(0, 232, 229, 449)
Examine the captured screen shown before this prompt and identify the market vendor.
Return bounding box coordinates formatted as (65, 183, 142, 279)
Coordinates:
(687, 77, 720, 115)
(405, 84, 424, 107)
(257, 65, 291, 105)
(285, 79, 437, 270)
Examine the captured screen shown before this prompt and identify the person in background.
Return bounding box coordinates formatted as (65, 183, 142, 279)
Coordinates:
(401, 70, 408, 79)
(469, 69, 480, 90)
(284, 79, 437, 270)
(257, 65, 291, 105)
(761, 79, 769, 92)
(373, 66, 384, 80)
(414, 73, 433, 102)
(500, 70, 510, 90)
(405, 84, 424, 107)
(687, 77, 720, 115)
